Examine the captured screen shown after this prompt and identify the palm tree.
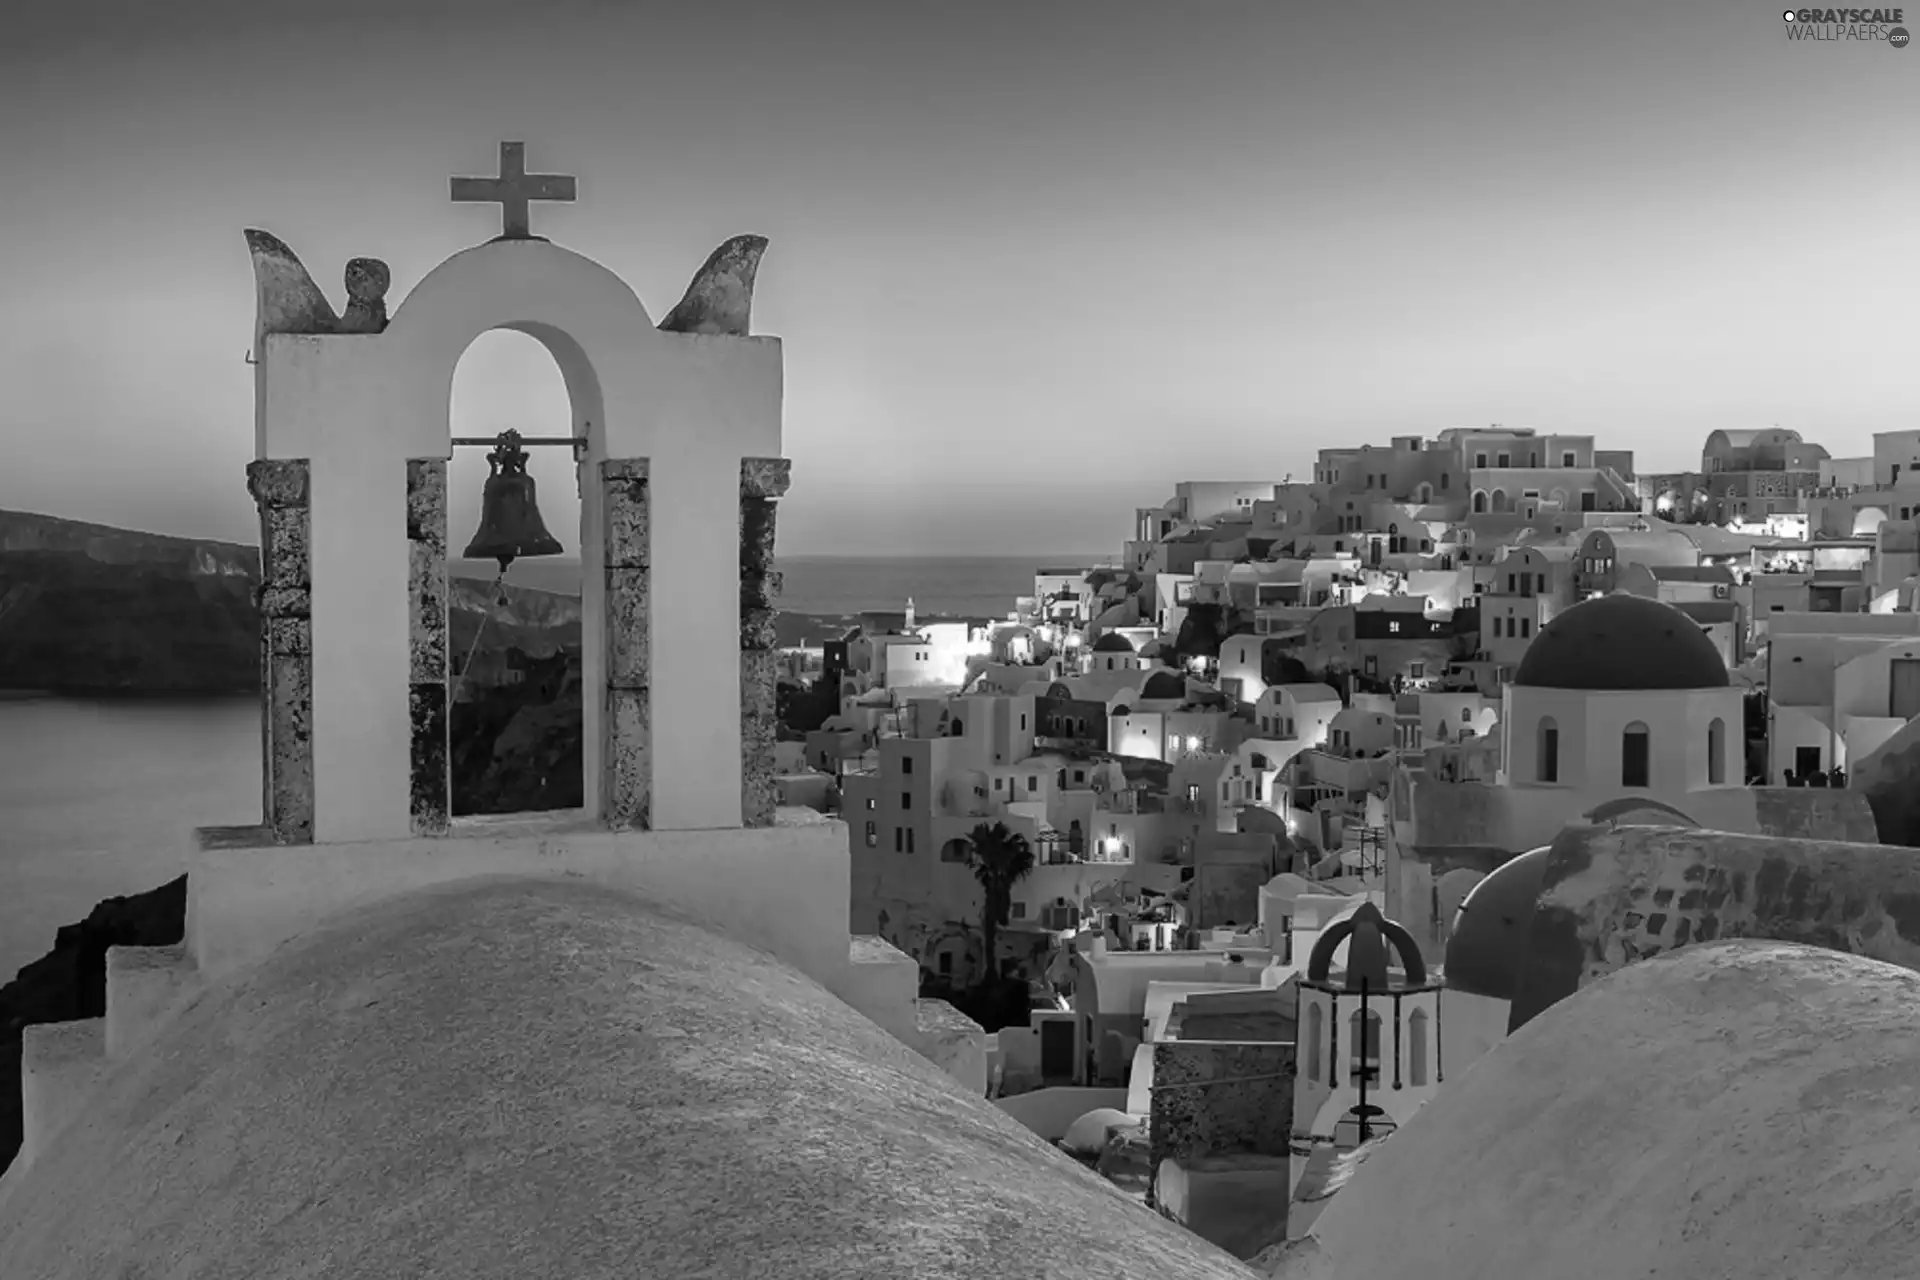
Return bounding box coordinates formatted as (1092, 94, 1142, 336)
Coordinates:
(964, 821, 1036, 990)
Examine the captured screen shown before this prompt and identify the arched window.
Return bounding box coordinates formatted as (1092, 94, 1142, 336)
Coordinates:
(1349, 1009, 1383, 1084)
(1708, 717, 1727, 784)
(950, 717, 965, 736)
(1537, 717, 1559, 783)
(1472, 490, 1488, 514)
(1490, 489, 1511, 513)
(1407, 1008, 1430, 1086)
(1622, 721, 1651, 787)
(1305, 1001, 1324, 1083)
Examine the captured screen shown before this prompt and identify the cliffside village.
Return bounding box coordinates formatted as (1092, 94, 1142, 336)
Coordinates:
(754, 422, 1920, 1252)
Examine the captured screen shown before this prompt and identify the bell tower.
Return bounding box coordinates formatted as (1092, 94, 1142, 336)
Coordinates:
(232, 143, 789, 844)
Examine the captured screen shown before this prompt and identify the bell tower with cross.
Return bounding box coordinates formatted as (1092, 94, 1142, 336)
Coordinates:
(224, 142, 791, 848)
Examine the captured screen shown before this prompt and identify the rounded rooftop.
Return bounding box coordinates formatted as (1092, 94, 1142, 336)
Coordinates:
(1443, 847, 1552, 1002)
(1306, 901, 1427, 992)
(1089, 632, 1135, 653)
(1512, 593, 1729, 691)
(1297, 942, 1920, 1280)
(0, 879, 1250, 1280)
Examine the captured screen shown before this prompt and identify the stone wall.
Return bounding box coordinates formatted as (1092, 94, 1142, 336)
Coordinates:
(600, 458, 651, 830)
(1510, 823, 1920, 1030)
(405, 459, 450, 835)
(246, 459, 313, 844)
(1148, 1040, 1294, 1199)
(740, 458, 791, 828)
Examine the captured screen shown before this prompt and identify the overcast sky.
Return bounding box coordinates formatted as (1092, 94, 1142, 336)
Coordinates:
(0, 0, 1912, 556)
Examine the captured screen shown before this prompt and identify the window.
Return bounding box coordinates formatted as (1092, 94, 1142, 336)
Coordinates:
(865, 798, 876, 810)
(1708, 717, 1727, 784)
(1520, 618, 1532, 638)
(900, 792, 911, 809)
(893, 827, 904, 852)
(865, 821, 877, 847)
(1460, 708, 1471, 722)
(1538, 717, 1559, 783)
(1475, 453, 1488, 468)
(1622, 722, 1651, 787)
(1473, 492, 1487, 514)
(901, 756, 912, 774)
(1027, 776, 1038, 792)
(937, 952, 952, 976)
(1562, 452, 1576, 467)
(1497, 452, 1511, 468)
(1349, 1010, 1383, 1082)
(1408, 1008, 1430, 1086)
(905, 828, 916, 853)
(1410, 661, 1426, 679)
(1441, 473, 1450, 489)
(1389, 620, 1402, 634)
(1305, 1002, 1323, 1083)
(1010, 901, 1026, 919)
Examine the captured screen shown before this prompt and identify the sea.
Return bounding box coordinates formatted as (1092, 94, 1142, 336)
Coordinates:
(0, 553, 1102, 979)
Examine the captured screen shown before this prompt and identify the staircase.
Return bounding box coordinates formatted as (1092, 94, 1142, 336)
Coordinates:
(3, 925, 985, 1204)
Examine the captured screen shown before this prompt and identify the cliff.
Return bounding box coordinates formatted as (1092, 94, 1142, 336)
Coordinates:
(0, 876, 188, 1179)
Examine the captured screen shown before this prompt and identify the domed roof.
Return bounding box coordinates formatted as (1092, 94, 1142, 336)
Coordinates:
(0, 879, 1250, 1280)
(1140, 670, 1187, 700)
(1298, 942, 1920, 1280)
(1306, 901, 1427, 992)
(1443, 846, 1552, 1001)
(1090, 632, 1136, 653)
(1513, 593, 1729, 691)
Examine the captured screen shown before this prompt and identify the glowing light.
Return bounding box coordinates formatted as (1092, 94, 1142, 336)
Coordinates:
(1102, 836, 1122, 855)
(1185, 735, 1202, 751)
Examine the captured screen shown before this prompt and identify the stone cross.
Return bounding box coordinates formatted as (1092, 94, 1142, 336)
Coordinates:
(451, 142, 577, 241)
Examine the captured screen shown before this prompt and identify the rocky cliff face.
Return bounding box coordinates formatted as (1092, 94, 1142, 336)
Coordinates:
(0, 876, 188, 1178)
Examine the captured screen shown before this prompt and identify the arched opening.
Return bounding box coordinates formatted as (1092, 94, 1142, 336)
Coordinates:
(447, 330, 584, 817)
(1708, 717, 1727, 784)
(1407, 1007, 1430, 1086)
(1622, 721, 1651, 788)
(940, 838, 970, 863)
(1349, 1009, 1383, 1083)
(1537, 717, 1560, 783)
(950, 717, 965, 736)
(1489, 489, 1511, 513)
(1472, 490, 1488, 514)
(1304, 1000, 1324, 1082)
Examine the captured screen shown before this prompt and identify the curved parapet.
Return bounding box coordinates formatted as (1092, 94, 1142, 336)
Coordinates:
(1509, 822, 1920, 1031)
(1304, 941, 1920, 1280)
(0, 877, 1251, 1280)
(658, 234, 769, 336)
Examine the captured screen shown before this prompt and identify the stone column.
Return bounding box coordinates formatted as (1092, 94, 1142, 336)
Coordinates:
(406, 458, 451, 835)
(740, 458, 792, 828)
(246, 459, 314, 844)
(601, 458, 652, 831)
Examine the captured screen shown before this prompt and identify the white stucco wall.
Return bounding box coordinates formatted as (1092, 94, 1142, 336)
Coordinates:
(258, 238, 781, 838)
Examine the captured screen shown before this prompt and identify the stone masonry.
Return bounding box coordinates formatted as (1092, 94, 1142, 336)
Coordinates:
(406, 458, 451, 835)
(740, 458, 791, 828)
(246, 458, 314, 844)
(601, 458, 651, 830)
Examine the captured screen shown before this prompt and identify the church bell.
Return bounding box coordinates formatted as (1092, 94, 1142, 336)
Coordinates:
(462, 429, 565, 573)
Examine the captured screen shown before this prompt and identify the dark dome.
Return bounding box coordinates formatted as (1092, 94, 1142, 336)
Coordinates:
(1513, 593, 1729, 691)
(1306, 901, 1427, 992)
(1090, 632, 1136, 653)
(1140, 671, 1187, 700)
(1444, 846, 1552, 1001)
